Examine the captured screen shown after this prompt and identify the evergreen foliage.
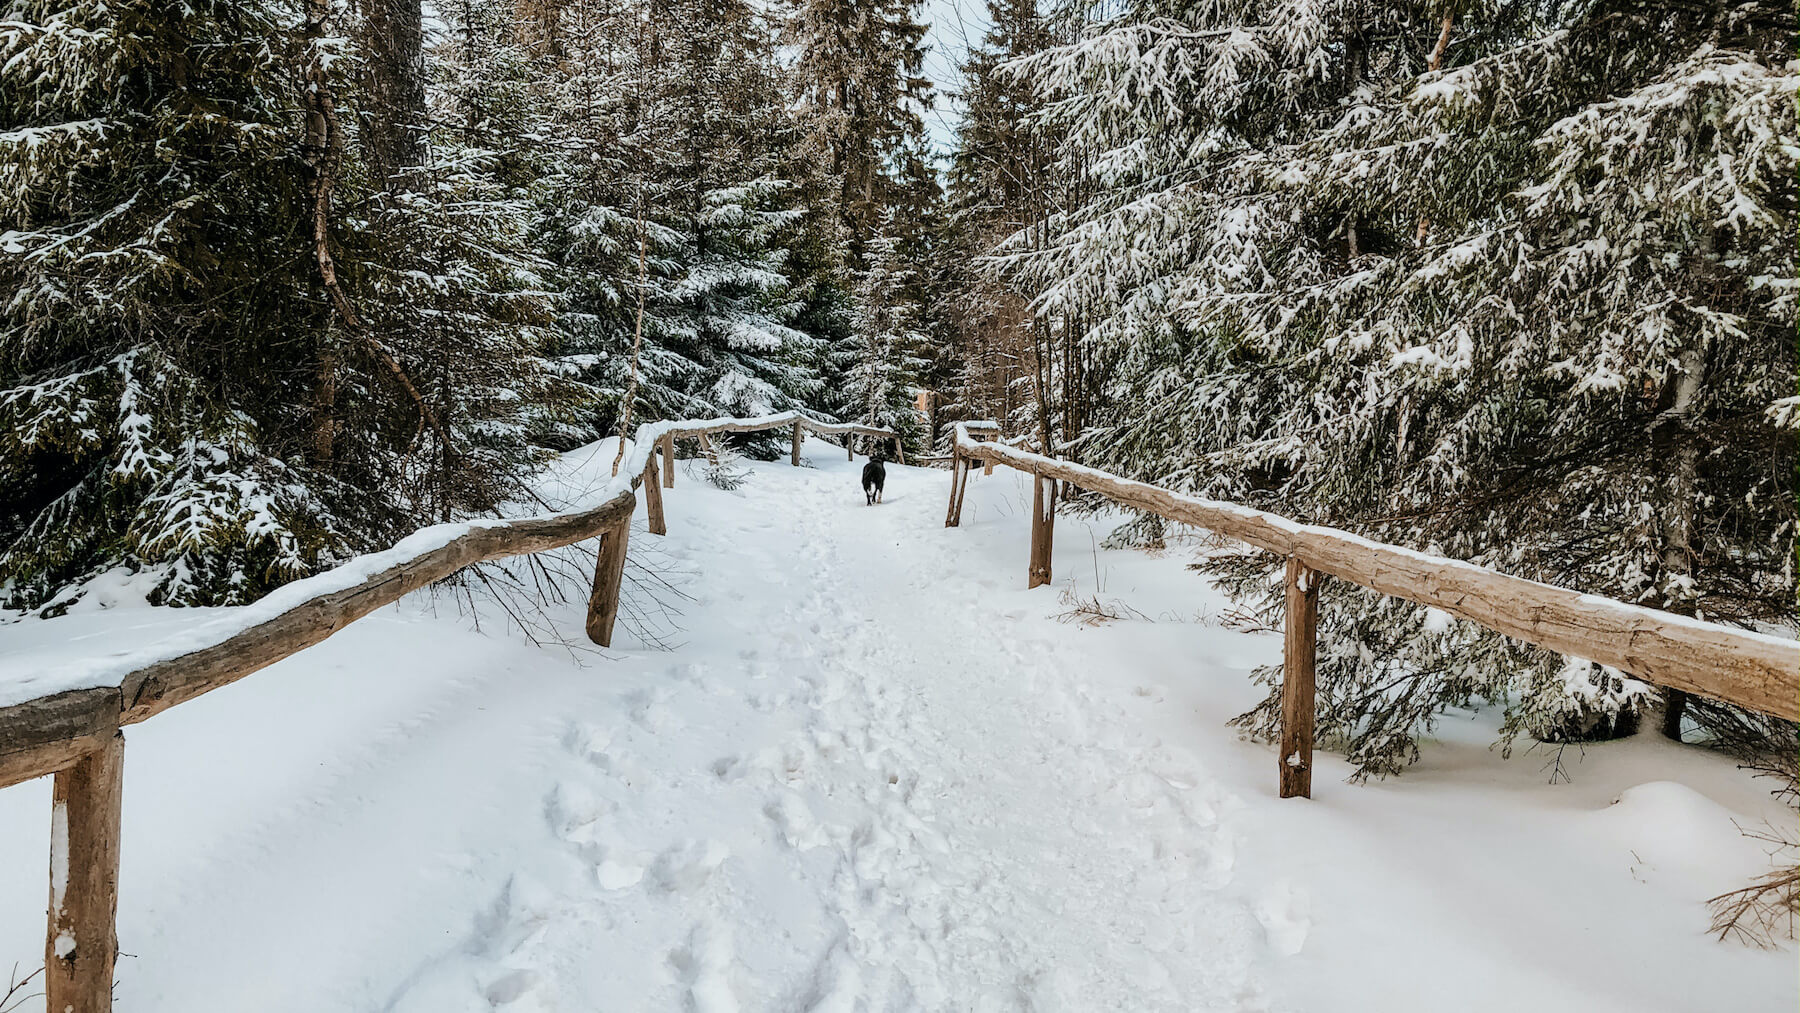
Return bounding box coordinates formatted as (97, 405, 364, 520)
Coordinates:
(1003, 0, 1796, 774)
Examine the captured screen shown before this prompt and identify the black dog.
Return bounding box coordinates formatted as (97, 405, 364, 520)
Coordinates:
(861, 455, 886, 505)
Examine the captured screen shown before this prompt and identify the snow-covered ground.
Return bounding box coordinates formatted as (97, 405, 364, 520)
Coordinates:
(0, 439, 1792, 1011)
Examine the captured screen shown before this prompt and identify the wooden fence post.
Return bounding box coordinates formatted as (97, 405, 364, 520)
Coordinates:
(891, 436, 905, 465)
(47, 731, 124, 1013)
(585, 514, 632, 647)
(698, 431, 718, 464)
(1028, 475, 1056, 588)
(1280, 557, 1320, 799)
(846, 435, 853, 460)
(945, 453, 970, 527)
(642, 456, 666, 536)
(660, 433, 675, 488)
(790, 421, 802, 466)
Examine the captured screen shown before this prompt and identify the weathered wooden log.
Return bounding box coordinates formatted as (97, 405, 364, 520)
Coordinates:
(944, 454, 969, 528)
(0, 687, 122, 790)
(46, 732, 123, 1013)
(642, 456, 666, 536)
(0, 414, 903, 793)
(698, 431, 718, 464)
(585, 517, 632, 648)
(790, 421, 802, 466)
(891, 436, 905, 465)
(660, 433, 675, 488)
(0, 490, 639, 791)
(955, 435, 1799, 721)
(847, 435, 854, 461)
(1280, 558, 1320, 799)
(1028, 476, 1057, 589)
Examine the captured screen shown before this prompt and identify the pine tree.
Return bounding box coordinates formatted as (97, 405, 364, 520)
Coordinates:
(940, 0, 1081, 450)
(1011, 0, 1796, 775)
(786, 0, 933, 263)
(0, 0, 335, 607)
(835, 233, 928, 444)
(0, 0, 556, 609)
(536, 0, 825, 447)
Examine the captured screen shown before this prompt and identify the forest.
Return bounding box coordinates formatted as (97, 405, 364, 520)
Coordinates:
(0, 0, 1794, 945)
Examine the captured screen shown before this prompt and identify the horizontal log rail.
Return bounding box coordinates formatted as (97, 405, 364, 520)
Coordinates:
(0, 409, 892, 1013)
(947, 421, 1800, 797)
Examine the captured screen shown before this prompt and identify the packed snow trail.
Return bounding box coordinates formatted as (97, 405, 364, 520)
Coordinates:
(378, 451, 1275, 1011)
(0, 439, 1793, 1011)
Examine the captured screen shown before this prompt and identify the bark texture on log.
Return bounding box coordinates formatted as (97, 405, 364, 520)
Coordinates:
(1028, 476, 1057, 589)
(46, 732, 124, 1013)
(643, 456, 666, 536)
(661, 433, 675, 488)
(944, 455, 971, 528)
(1280, 559, 1320, 799)
(954, 429, 1797, 721)
(585, 519, 632, 648)
(790, 422, 803, 466)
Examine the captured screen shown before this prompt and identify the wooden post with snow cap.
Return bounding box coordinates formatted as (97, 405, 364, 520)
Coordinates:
(46, 731, 124, 1013)
(1028, 475, 1056, 588)
(660, 433, 675, 488)
(790, 421, 802, 466)
(642, 455, 666, 536)
(585, 509, 633, 648)
(1280, 557, 1321, 799)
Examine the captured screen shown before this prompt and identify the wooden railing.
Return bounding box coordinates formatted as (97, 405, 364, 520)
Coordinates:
(944, 422, 1800, 799)
(0, 409, 895, 1013)
(7, 410, 1792, 1012)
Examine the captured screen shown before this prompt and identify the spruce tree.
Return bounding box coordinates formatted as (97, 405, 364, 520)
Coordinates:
(786, 0, 933, 263)
(1012, 0, 1796, 774)
(835, 234, 928, 444)
(535, 0, 825, 447)
(0, 0, 556, 609)
(0, 0, 333, 607)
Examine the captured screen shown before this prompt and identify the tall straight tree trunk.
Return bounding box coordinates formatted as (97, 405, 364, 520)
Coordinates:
(1654, 341, 1707, 741)
(361, 0, 426, 191)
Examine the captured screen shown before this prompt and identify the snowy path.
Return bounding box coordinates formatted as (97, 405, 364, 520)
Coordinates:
(376, 453, 1275, 1010)
(0, 441, 1793, 1011)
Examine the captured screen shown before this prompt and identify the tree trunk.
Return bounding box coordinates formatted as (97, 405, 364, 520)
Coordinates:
(360, 0, 426, 191)
(1653, 341, 1707, 741)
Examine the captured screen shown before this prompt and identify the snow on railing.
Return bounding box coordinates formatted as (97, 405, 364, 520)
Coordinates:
(0, 409, 893, 1013)
(946, 420, 1800, 800)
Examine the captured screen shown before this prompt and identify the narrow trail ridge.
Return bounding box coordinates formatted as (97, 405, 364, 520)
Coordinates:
(0, 439, 1791, 1012)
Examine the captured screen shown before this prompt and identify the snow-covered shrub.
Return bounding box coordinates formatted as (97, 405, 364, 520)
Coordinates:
(702, 446, 753, 491)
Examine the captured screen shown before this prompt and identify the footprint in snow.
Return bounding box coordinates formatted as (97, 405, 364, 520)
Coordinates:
(765, 792, 832, 851)
(648, 839, 731, 895)
(1254, 879, 1312, 956)
(544, 780, 610, 839)
(668, 920, 740, 1013)
(622, 687, 680, 732)
(562, 722, 615, 768)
